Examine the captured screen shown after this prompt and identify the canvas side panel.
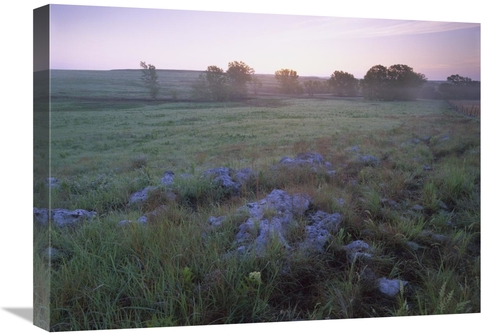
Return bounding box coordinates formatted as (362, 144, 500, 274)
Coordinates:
(33, 4, 51, 331)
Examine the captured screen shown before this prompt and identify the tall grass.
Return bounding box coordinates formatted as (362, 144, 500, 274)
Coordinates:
(34, 71, 480, 330)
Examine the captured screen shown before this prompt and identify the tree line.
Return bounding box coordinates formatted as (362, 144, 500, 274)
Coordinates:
(438, 74, 480, 100)
(140, 61, 479, 101)
(190, 61, 255, 101)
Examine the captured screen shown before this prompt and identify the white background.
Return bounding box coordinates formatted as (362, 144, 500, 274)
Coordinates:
(0, 1, 496, 335)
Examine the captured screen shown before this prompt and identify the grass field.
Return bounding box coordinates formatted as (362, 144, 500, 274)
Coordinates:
(447, 100, 481, 117)
(34, 70, 480, 331)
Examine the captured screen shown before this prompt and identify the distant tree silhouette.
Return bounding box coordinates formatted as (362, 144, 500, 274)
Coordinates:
(205, 65, 228, 101)
(191, 61, 256, 101)
(191, 73, 211, 100)
(327, 70, 359, 96)
(362, 64, 426, 100)
(226, 61, 255, 99)
(140, 61, 160, 100)
(250, 75, 263, 95)
(275, 69, 302, 95)
(303, 80, 321, 96)
(439, 74, 480, 99)
(447, 74, 472, 85)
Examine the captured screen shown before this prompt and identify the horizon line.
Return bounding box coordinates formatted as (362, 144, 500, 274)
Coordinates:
(40, 68, 471, 82)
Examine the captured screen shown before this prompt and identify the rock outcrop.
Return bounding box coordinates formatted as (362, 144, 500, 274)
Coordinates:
(377, 277, 408, 297)
(230, 189, 310, 255)
(356, 155, 380, 166)
(342, 240, 408, 297)
(301, 210, 342, 254)
(202, 167, 256, 196)
(277, 152, 336, 176)
(34, 207, 97, 228)
(46, 177, 61, 188)
(43, 152, 453, 301)
(202, 167, 243, 196)
(344, 240, 374, 262)
(208, 189, 342, 256)
(123, 166, 257, 225)
(160, 170, 175, 186)
(128, 186, 156, 206)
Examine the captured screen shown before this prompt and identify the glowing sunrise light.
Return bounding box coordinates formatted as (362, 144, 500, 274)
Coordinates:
(47, 4, 480, 80)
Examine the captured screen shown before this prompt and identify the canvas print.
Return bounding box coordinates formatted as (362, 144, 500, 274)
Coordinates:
(33, 4, 480, 332)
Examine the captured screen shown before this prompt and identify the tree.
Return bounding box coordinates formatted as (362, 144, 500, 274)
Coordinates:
(191, 61, 256, 101)
(447, 74, 472, 85)
(362, 64, 426, 100)
(250, 75, 263, 95)
(191, 73, 211, 101)
(388, 64, 426, 85)
(275, 68, 302, 95)
(361, 64, 389, 100)
(226, 61, 255, 99)
(140, 61, 160, 100)
(327, 70, 359, 96)
(303, 80, 321, 96)
(205, 65, 228, 101)
(387, 64, 427, 100)
(439, 74, 480, 99)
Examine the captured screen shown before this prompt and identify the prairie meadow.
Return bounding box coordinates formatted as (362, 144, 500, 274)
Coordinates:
(34, 70, 480, 331)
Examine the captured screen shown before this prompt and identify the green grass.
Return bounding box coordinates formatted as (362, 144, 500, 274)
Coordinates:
(34, 70, 480, 331)
(46, 100, 445, 182)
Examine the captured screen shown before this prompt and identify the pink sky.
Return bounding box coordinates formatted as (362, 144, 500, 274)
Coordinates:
(48, 4, 480, 80)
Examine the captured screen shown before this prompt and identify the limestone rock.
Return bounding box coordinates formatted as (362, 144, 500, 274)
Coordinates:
(207, 216, 226, 227)
(34, 208, 97, 228)
(232, 190, 311, 255)
(377, 277, 408, 297)
(234, 168, 257, 185)
(128, 186, 155, 206)
(301, 210, 342, 253)
(357, 155, 379, 166)
(52, 209, 97, 228)
(33, 207, 49, 226)
(160, 170, 175, 186)
(344, 240, 374, 262)
(411, 204, 424, 212)
(278, 152, 336, 176)
(43, 247, 63, 261)
(117, 219, 133, 227)
(202, 167, 256, 195)
(46, 177, 61, 189)
(211, 189, 343, 257)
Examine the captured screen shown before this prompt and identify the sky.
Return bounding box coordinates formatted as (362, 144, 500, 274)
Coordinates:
(47, 4, 480, 80)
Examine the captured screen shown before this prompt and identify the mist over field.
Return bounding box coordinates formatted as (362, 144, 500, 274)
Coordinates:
(33, 66, 480, 331)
